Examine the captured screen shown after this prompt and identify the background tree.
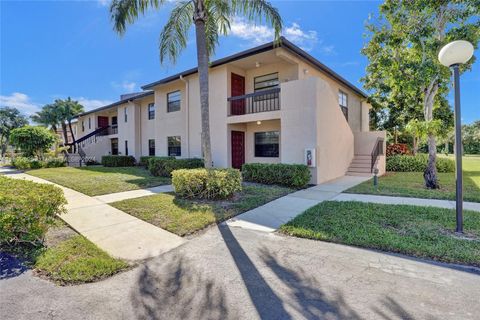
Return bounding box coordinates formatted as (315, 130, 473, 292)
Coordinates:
(362, 0, 479, 188)
(31, 103, 62, 134)
(0, 107, 28, 157)
(10, 126, 56, 159)
(110, 0, 282, 168)
(463, 121, 480, 154)
(57, 97, 84, 144)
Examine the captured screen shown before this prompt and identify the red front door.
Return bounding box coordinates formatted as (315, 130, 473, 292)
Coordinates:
(231, 131, 245, 170)
(231, 73, 245, 115)
(98, 116, 109, 128)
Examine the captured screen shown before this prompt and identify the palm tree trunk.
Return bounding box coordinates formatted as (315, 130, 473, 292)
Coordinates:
(61, 123, 69, 145)
(194, 0, 212, 168)
(68, 120, 76, 153)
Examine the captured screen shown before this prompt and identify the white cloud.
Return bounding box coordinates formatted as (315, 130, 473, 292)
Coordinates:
(74, 97, 113, 111)
(0, 92, 39, 116)
(111, 81, 138, 93)
(97, 0, 109, 7)
(229, 19, 329, 53)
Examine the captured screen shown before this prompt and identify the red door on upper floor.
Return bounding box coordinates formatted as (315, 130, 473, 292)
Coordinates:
(98, 116, 109, 128)
(231, 73, 245, 115)
(231, 131, 245, 170)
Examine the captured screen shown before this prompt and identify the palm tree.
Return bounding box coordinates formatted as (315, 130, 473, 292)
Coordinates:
(110, 0, 282, 168)
(58, 97, 84, 144)
(31, 104, 62, 133)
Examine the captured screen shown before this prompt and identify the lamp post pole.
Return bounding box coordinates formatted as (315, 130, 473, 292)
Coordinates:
(452, 64, 463, 233)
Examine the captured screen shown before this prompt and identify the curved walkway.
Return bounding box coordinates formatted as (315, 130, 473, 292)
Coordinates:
(1, 169, 185, 261)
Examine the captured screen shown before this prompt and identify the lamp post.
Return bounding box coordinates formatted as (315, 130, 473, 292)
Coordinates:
(438, 40, 474, 233)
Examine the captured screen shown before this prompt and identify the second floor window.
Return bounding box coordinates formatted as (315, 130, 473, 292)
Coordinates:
(82, 121, 85, 132)
(148, 103, 155, 120)
(148, 139, 155, 156)
(168, 136, 181, 156)
(167, 91, 181, 112)
(125, 140, 128, 156)
(254, 73, 279, 92)
(338, 90, 348, 121)
(88, 117, 91, 129)
(124, 107, 128, 122)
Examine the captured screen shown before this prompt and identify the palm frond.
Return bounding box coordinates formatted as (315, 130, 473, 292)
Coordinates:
(231, 0, 283, 40)
(158, 1, 194, 64)
(110, 0, 165, 35)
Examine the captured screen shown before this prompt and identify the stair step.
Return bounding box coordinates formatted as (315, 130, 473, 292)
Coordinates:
(349, 163, 371, 169)
(353, 155, 371, 159)
(347, 166, 372, 173)
(346, 171, 372, 177)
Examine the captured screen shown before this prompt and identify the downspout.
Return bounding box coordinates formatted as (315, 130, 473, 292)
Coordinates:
(180, 75, 190, 157)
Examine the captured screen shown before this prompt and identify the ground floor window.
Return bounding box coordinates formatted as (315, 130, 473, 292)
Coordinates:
(111, 138, 118, 155)
(168, 136, 181, 157)
(148, 139, 155, 156)
(254, 131, 279, 157)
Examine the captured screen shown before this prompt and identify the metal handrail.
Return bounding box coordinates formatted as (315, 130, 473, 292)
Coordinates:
(227, 88, 280, 116)
(371, 138, 384, 173)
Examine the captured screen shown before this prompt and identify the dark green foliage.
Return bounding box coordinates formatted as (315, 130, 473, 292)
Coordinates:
(0, 176, 67, 247)
(148, 157, 204, 177)
(172, 168, 242, 199)
(9, 126, 56, 158)
(140, 156, 173, 168)
(242, 163, 311, 189)
(101, 155, 136, 167)
(386, 154, 454, 172)
(11, 156, 65, 170)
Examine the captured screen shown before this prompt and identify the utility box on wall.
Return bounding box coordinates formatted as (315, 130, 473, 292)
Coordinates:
(304, 148, 316, 167)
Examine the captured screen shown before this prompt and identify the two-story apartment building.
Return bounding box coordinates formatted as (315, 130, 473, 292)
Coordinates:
(73, 37, 385, 184)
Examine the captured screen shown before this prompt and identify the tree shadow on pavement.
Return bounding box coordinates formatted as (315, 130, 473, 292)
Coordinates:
(130, 253, 234, 320)
(0, 252, 29, 280)
(258, 247, 362, 319)
(371, 297, 416, 320)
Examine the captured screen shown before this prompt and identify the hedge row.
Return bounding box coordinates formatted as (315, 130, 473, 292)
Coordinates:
(0, 176, 67, 246)
(172, 168, 242, 199)
(386, 154, 454, 172)
(148, 157, 204, 177)
(12, 157, 66, 170)
(242, 163, 311, 189)
(101, 155, 136, 167)
(139, 156, 174, 167)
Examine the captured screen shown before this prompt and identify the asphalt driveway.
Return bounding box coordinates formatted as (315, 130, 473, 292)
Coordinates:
(1, 225, 479, 320)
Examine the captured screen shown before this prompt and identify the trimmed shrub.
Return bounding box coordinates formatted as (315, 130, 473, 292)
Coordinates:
(140, 156, 173, 168)
(242, 163, 311, 189)
(172, 168, 242, 199)
(101, 155, 136, 167)
(45, 157, 66, 168)
(149, 157, 204, 177)
(386, 154, 454, 172)
(11, 156, 32, 170)
(0, 176, 67, 247)
(386, 143, 411, 157)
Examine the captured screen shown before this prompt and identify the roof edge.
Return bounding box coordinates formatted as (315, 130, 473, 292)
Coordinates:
(75, 91, 154, 118)
(141, 37, 367, 98)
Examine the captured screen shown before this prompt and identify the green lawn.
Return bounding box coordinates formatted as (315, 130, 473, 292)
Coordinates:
(27, 166, 170, 196)
(35, 235, 128, 285)
(345, 155, 480, 202)
(280, 201, 480, 266)
(111, 184, 293, 236)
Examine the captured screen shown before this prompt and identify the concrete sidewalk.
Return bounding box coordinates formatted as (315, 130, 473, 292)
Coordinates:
(93, 185, 173, 203)
(2, 169, 185, 261)
(226, 175, 370, 232)
(333, 193, 480, 212)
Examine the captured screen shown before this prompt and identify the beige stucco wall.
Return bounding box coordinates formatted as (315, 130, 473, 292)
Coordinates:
(281, 76, 355, 184)
(354, 131, 387, 175)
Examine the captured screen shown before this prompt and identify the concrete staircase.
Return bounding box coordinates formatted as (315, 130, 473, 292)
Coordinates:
(346, 154, 373, 177)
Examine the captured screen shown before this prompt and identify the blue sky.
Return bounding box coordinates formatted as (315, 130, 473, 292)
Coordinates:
(1, 0, 478, 124)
